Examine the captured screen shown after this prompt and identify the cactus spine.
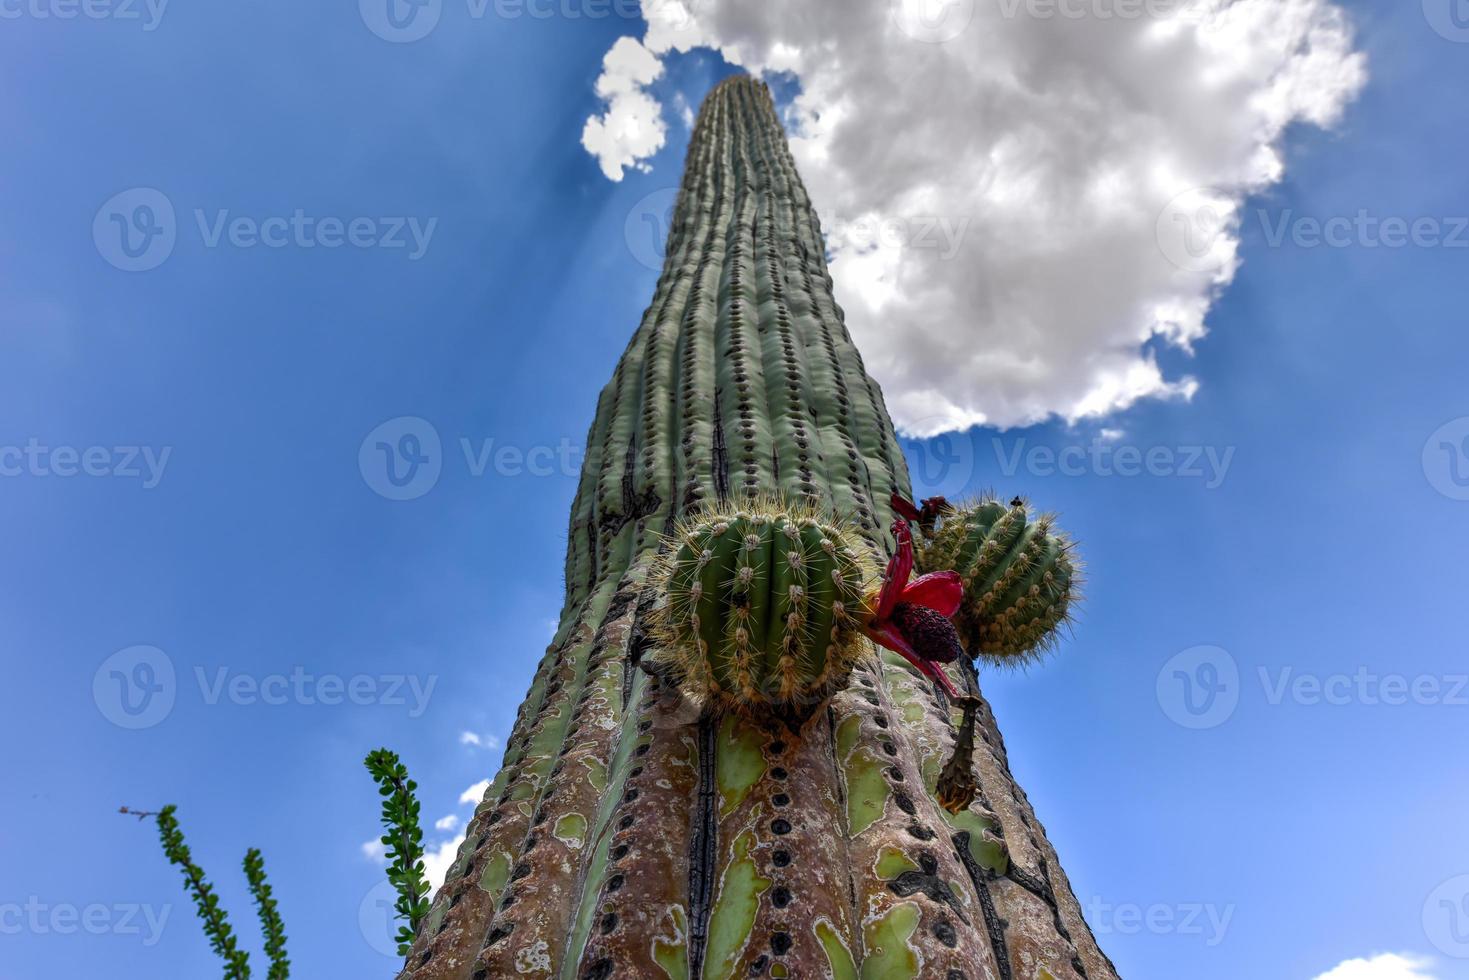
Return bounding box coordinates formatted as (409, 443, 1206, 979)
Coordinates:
(397, 76, 1118, 980)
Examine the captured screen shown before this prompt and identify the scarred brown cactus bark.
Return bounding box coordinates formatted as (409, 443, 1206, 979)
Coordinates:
(398, 74, 1119, 980)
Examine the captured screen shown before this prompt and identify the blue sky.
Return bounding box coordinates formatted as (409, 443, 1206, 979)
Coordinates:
(2, 2, 1467, 978)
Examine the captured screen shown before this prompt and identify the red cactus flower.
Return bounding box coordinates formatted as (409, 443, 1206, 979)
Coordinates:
(864, 518, 966, 699)
(890, 493, 924, 523)
(890, 492, 952, 535)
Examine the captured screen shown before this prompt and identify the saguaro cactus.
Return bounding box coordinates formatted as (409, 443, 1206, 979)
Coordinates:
(399, 76, 1119, 980)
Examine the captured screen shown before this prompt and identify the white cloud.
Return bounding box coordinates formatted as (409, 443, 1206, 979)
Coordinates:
(581, 36, 670, 181)
(423, 779, 498, 890)
(582, 0, 1366, 432)
(459, 779, 492, 806)
(671, 90, 695, 129)
(423, 828, 468, 892)
(1310, 953, 1439, 980)
(459, 731, 501, 751)
(360, 838, 387, 864)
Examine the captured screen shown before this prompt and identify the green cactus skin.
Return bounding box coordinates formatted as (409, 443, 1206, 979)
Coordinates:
(397, 76, 1118, 980)
(920, 497, 1080, 666)
(646, 501, 875, 713)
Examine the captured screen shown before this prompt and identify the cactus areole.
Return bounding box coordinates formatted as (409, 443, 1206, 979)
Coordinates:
(398, 76, 1118, 980)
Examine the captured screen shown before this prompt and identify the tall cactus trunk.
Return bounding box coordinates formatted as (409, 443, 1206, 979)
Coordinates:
(399, 75, 1119, 980)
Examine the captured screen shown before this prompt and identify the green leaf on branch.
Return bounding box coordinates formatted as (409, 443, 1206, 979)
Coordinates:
(154, 805, 253, 980)
(244, 848, 290, 980)
(364, 748, 432, 958)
